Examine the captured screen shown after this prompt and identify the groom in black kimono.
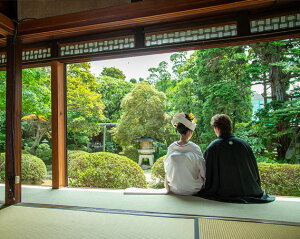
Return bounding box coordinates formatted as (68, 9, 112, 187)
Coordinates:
(197, 114, 274, 203)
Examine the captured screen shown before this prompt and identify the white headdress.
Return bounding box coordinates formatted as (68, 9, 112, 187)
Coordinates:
(171, 112, 196, 131)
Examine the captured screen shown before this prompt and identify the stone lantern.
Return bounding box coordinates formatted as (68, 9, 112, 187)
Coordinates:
(135, 138, 155, 166)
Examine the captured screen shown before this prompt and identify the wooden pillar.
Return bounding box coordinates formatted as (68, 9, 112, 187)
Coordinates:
(5, 36, 22, 205)
(51, 61, 67, 189)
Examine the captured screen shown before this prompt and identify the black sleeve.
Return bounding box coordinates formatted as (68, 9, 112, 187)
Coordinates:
(245, 142, 261, 186)
(204, 145, 219, 195)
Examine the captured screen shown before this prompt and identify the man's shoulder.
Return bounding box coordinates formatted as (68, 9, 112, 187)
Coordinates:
(206, 138, 222, 149)
(230, 136, 250, 147)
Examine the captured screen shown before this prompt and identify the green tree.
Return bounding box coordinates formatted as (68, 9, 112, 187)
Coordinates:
(191, 47, 252, 146)
(147, 61, 174, 92)
(112, 82, 172, 148)
(101, 67, 126, 80)
(248, 40, 300, 160)
(97, 75, 133, 121)
(67, 63, 105, 149)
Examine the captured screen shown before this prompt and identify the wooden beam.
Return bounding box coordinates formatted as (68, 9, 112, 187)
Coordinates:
(237, 11, 251, 36)
(18, 0, 276, 41)
(0, 13, 15, 37)
(51, 61, 67, 189)
(5, 36, 22, 205)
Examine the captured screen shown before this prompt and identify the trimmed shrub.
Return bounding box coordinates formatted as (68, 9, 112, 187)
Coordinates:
(35, 143, 52, 165)
(67, 150, 89, 163)
(258, 163, 300, 197)
(68, 152, 147, 189)
(0, 153, 47, 184)
(151, 155, 165, 183)
(150, 155, 300, 196)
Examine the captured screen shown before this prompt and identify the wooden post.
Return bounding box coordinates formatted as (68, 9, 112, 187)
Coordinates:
(51, 61, 67, 189)
(237, 11, 251, 37)
(5, 35, 22, 205)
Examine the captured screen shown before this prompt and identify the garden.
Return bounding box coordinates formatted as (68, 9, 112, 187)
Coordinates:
(0, 39, 299, 196)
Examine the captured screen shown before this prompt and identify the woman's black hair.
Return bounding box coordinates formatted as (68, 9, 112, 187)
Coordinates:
(176, 113, 191, 135)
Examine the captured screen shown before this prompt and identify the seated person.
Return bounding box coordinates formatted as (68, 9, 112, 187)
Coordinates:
(198, 114, 274, 203)
(164, 112, 205, 195)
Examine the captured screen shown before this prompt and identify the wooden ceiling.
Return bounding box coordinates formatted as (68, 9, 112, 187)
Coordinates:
(0, 0, 299, 67)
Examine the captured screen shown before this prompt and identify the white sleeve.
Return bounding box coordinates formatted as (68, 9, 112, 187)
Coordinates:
(198, 157, 206, 183)
(195, 145, 205, 183)
(164, 144, 174, 173)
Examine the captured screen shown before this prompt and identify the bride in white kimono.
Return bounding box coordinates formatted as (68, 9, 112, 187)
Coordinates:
(164, 113, 205, 195)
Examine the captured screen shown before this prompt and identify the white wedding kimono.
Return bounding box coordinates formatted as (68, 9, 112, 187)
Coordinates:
(164, 141, 205, 195)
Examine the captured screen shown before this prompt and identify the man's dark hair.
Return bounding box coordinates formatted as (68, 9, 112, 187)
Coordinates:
(176, 113, 191, 135)
(210, 114, 232, 134)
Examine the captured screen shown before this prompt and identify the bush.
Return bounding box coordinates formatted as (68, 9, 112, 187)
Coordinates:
(258, 163, 300, 196)
(123, 146, 139, 163)
(35, 143, 52, 165)
(0, 153, 47, 184)
(151, 155, 165, 183)
(67, 150, 89, 163)
(68, 151, 147, 189)
(150, 155, 300, 196)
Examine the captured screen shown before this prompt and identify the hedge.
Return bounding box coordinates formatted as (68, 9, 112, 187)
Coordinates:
(258, 163, 300, 197)
(151, 156, 300, 196)
(0, 153, 47, 184)
(68, 151, 147, 189)
(67, 150, 89, 163)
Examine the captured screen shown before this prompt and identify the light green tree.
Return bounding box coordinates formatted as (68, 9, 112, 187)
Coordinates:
(112, 82, 172, 148)
(67, 63, 105, 149)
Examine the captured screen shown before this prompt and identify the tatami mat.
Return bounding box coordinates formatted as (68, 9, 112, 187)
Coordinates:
(199, 219, 300, 239)
(0, 205, 299, 239)
(0, 185, 300, 224)
(0, 205, 195, 239)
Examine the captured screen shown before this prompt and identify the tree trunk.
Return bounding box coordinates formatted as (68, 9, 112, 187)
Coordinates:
(29, 121, 45, 154)
(269, 51, 288, 101)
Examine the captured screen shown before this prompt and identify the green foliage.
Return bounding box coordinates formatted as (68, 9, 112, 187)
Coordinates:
(247, 40, 300, 160)
(147, 61, 172, 91)
(22, 67, 51, 117)
(235, 122, 267, 155)
(253, 100, 300, 161)
(101, 67, 126, 80)
(97, 75, 133, 121)
(67, 63, 105, 149)
(259, 163, 300, 196)
(68, 152, 147, 188)
(35, 143, 52, 165)
(150, 155, 300, 196)
(123, 145, 139, 163)
(0, 110, 5, 152)
(0, 153, 47, 184)
(0, 72, 6, 152)
(67, 150, 89, 163)
(150, 155, 165, 183)
(193, 47, 253, 145)
(112, 82, 172, 148)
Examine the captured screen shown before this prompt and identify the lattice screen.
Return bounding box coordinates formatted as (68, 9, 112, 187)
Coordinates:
(0, 53, 6, 64)
(145, 24, 237, 47)
(60, 37, 135, 56)
(22, 48, 51, 61)
(251, 13, 300, 33)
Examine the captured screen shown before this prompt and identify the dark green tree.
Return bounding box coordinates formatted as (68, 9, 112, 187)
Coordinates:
(97, 75, 133, 122)
(100, 67, 126, 80)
